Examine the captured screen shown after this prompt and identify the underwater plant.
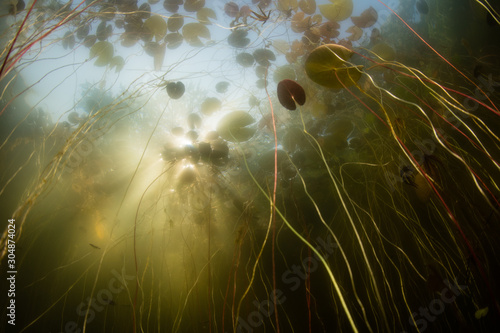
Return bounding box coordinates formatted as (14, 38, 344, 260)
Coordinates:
(1, 0, 500, 332)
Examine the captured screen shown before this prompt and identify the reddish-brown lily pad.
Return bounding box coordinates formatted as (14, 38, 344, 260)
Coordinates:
(277, 79, 306, 111)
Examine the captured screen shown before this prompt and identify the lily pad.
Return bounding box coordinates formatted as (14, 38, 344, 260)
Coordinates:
(253, 48, 276, 66)
(319, 0, 353, 22)
(184, 0, 205, 12)
(299, 0, 316, 15)
(224, 2, 239, 17)
(197, 7, 217, 24)
(305, 44, 363, 88)
(109, 56, 125, 72)
(351, 6, 377, 28)
(62, 31, 75, 50)
(90, 41, 114, 66)
(144, 15, 167, 41)
(201, 97, 222, 115)
(167, 14, 184, 32)
(164, 0, 182, 13)
(228, 29, 250, 48)
(182, 22, 210, 46)
(346, 25, 363, 41)
(217, 111, 256, 142)
(215, 81, 229, 93)
(277, 79, 306, 110)
(165, 33, 183, 49)
(236, 53, 254, 67)
(166, 81, 185, 99)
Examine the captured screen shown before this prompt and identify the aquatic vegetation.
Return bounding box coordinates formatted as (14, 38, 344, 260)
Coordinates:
(1, 0, 500, 333)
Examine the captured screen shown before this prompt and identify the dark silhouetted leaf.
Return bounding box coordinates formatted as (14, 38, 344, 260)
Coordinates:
(253, 48, 276, 66)
(166, 81, 185, 99)
(228, 29, 250, 48)
(277, 79, 306, 110)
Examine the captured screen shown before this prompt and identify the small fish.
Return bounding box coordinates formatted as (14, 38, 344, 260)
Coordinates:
(89, 243, 101, 250)
(416, 0, 429, 15)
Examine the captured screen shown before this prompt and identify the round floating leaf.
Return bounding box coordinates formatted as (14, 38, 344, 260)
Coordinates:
(236, 53, 254, 67)
(96, 21, 113, 41)
(76, 24, 90, 40)
(62, 31, 75, 50)
(346, 25, 363, 41)
(164, 0, 181, 13)
(272, 39, 289, 54)
(184, 0, 205, 12)
(228, 29, 250, 48)
(319, 21, 340, 39)
(182, 22, 210, 46)
(167, 14, 184, 32)
(166, 81, 185, 99)
(253, 48, 276, 66)
(277, 79, 306, 110)
(277, 0, 298, 12)
(197, 7, 217, 24)
(215, 81, 229, 93)
(351, 6, 377, 28)
(109, 56, 125, 72)
(299, 0, 316, 15)
(224, 2, 239, 17)
(201, 97, 222, 115)
(144, 15, 167, 41)
(217, 111, 256, 142)
(165, 33, 183, 49)
(305, 44, 363, 88)
(319, 0, 353, 22)
(90, 41, 114, 66)
(83, 35, 97, 48)
(138, 3, 152, 20)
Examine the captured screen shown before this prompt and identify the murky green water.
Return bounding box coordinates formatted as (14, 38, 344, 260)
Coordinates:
(1, 0, 500, 332)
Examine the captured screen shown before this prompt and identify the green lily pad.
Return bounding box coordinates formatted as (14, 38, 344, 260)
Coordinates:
(167, 13, 184, 32)
(305, 44, 363, 88)
(89, 41, 114, 66)
(319, 0, 353, 22)
(144, 15, 167, 42)
(217, 111, 256, 142)
(109, 56, 125, 72)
